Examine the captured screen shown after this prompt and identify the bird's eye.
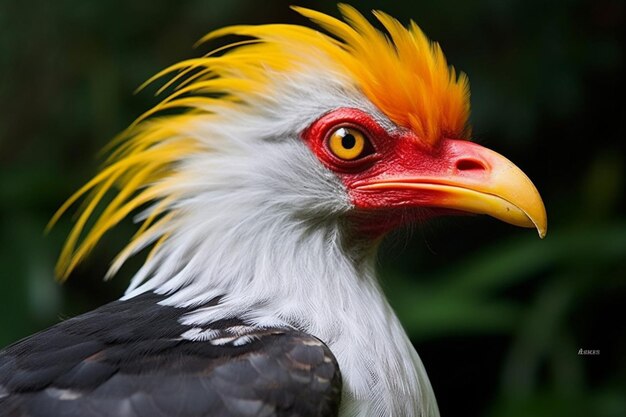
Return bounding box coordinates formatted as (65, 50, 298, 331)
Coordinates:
(327, 127, 370, 161)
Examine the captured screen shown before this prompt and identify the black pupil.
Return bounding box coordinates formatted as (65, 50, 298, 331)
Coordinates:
(341, 132, 356, 149)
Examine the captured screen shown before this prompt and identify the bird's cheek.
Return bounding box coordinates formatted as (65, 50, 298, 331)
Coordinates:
(350, 187, 447, 209)
(341, 139, 447, 210)
(344, 188, 452, 237)
(340, 149, 450, 234)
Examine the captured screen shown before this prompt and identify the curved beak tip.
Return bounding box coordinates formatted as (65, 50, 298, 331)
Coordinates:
(532, 208, 548, 239)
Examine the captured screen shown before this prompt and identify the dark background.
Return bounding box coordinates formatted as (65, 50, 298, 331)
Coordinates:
(0, 1, 624, 416)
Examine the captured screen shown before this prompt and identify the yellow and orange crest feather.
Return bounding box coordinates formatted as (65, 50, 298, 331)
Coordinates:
(50, 4, 471, 280)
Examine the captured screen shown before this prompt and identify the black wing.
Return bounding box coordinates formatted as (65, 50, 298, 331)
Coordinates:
(0, 293, 341, 417)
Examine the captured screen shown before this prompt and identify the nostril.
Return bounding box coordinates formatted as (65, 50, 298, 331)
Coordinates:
(456, 158, 487, 172)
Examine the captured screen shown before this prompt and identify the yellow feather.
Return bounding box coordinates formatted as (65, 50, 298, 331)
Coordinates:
(52, 5, 471, 279)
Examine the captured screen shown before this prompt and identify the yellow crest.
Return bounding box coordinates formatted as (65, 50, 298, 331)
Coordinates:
(51, 4, 471, 279)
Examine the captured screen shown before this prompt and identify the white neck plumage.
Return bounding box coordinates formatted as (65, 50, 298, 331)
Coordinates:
(122, 193, 439, 417)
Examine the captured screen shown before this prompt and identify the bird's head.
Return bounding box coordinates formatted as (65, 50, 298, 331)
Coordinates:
(51, 4, 546, 281)
(302, 107, 546, 237)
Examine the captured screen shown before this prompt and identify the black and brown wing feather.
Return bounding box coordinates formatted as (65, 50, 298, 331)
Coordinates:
(0, 293, 341, 417)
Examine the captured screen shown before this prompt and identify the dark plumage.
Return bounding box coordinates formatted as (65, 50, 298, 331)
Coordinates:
(0, 293, 341, 417)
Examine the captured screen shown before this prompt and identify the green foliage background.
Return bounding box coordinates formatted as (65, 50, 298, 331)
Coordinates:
(0, 1, 624, 416)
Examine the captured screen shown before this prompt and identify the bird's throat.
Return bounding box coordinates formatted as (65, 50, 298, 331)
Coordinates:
(123, 204, 438, 417)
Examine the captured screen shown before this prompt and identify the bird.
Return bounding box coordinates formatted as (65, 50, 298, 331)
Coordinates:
(0, 4, 547, 417)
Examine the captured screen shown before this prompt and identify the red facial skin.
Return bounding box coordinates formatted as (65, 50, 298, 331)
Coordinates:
(302, 108, 490, 236)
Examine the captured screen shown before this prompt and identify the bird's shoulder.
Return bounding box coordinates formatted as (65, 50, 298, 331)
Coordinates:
(0, 292, 342, 417)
